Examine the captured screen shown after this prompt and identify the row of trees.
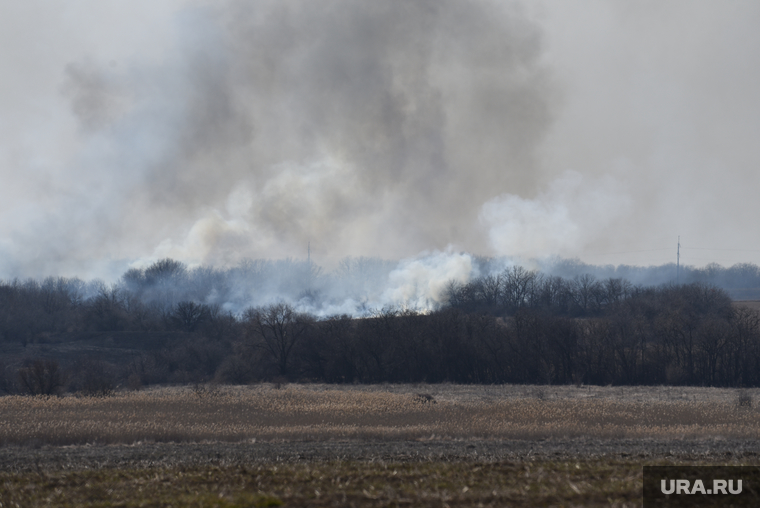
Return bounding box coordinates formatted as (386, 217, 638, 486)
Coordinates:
(4, 255, 760, 342)
(230, 283, 755, 386)
(0, 275, 238, 342)
(0, 264, 709, 344)
(445, 266, 637, 316)
(2, 259, 760, 391)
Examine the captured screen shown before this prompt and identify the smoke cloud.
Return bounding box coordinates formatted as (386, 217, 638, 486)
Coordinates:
(0, 0, 553, 279)
(480, 169, 632, 258)
(2, 0, 760, 302)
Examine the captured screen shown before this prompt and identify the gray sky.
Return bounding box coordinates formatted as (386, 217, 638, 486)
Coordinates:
(1, 0, 759, 279)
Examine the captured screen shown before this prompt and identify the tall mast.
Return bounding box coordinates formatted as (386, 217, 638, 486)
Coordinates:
(676, 236, 680, 284)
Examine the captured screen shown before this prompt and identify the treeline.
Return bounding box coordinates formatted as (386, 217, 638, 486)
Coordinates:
(242, 278, 757, 387)
(2, 261, 760, 393)
(4, 254, 760, 326)
(543, 258, 760, 299)
(445, 267, 635, 317)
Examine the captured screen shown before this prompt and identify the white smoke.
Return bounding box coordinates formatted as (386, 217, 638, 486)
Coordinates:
(0, 0, 553, 279)
(381, 250, 474, 311)
(3, 0, 760, 287)
(145, 157, 366, 267)
(480, 170, 632, 259)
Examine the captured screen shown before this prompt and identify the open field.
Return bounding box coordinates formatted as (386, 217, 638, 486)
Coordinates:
(2, 439, 758, 507)
(2, 383, 760, 446)
(2, 384, 760, 506)
(0, 459, 645, 507)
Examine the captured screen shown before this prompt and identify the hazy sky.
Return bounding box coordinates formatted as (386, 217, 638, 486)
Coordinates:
(1, 0, 759, 279)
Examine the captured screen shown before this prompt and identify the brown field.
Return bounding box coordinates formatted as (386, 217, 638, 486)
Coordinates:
(2, 384, 760, 507)
(2, 383, 759, 446)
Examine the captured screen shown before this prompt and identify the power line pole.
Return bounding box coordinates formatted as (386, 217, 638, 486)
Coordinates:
(676, 236, 680, 284)
(307, 241, 311, 264)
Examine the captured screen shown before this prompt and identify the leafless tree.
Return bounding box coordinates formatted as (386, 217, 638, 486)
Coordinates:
(571, 274, 603, 314)
(501, 266, 538, 311)
(144, 258, 188, 287)
(477, 274, 503, 306)
(18, 359, 65, 396)
(603, 277, 632, 305)
(243, 303, 312, 377)
(171, 301, 211, 332)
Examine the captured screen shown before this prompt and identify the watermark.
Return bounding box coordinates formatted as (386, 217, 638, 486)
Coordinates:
(644, 466, 760, 506)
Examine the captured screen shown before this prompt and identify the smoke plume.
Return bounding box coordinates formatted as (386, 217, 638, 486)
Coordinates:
(0, 0, 553, 279)
(2, 0, 760, 309)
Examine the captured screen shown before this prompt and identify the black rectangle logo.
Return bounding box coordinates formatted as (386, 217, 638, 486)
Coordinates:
(644, 466, 760, 507)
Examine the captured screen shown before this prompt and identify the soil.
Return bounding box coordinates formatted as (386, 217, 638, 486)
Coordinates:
(3, 437, 758, 473)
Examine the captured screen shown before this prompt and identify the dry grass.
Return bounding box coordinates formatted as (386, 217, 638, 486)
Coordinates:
(0, 460, 644, 507)
(1, 384, 759, 447)
(1, 384, 757, 507)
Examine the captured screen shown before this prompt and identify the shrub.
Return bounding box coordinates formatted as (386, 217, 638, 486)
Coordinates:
(738, 389, 753, 407)
(414, 393, 436, 404)
(0, 361, 15, 394)
(192, 383, 220, 399)
(68, 358, 116, 397)
(17, 359, 66, 396)
(215, 357, 256, 385)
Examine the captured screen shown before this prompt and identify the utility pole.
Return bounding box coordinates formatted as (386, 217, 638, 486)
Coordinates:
(307, 241, 311, 264)
(676, 236, 680, 284)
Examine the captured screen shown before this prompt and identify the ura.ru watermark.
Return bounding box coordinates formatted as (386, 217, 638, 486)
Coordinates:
(660, 478, 742, 495)
(644, 466, 760, 507)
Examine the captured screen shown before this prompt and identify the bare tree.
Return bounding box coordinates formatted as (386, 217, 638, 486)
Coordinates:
(0, 361, 14, 394)
(142, 258, 188, 307)
(243, 303, 311, 377)
(603, 277, 632, 306)
(502, 266, 537, 311)
(171, 301, 211, 332)
(144, 258, 187, 287)
(571, 274, 603, 315)
(477, 274, 503, 306)
(87, 284, 127, 331)
(18, 359, 66, 396)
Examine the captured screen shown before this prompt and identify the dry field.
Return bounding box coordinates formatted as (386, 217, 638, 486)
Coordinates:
(1, 460, 646, 507)
(2, 384, 760, 507)
(1, 383, 759, 446)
